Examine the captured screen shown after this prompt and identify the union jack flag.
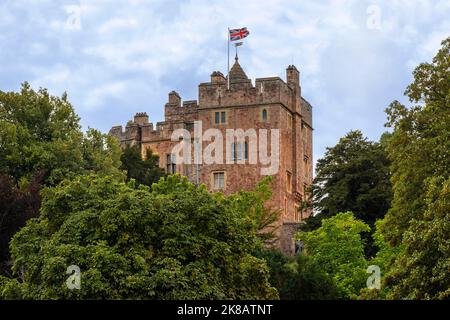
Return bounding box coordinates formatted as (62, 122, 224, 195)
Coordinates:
(229, 27, 249, 41)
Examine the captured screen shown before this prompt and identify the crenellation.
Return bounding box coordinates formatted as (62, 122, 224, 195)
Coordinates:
(134, 112, 149, 125)
(210, 71, 226, 84)
(168, 90, 181, 106)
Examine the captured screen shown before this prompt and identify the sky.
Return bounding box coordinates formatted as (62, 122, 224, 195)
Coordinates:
(1, 0, 449, 166)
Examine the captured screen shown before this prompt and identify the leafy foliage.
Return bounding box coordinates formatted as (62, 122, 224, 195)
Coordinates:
(0, 83, 123, 185)
(0, 83, 124, 279)
(382, 37, 450, 245)
(227, 176, 280, 245)
(383, 177, 450, 299)
(312, 130, 392, 227)
(260, 249, 340, 300)
(377, 37, 450, 299)
(297, 212, 370, 298)
(2, 174, 278, 300)
(308, 130, 392, 256)
(120, 145, 165, 188)
(0, 172, 44, 276)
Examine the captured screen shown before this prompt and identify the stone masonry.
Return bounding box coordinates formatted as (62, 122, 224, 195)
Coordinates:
(109, 57, 313, 255)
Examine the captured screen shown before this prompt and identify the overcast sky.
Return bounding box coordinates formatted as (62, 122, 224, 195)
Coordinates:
(1, 0, 449, 165)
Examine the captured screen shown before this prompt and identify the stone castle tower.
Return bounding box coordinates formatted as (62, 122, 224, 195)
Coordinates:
(109, 57, 313, 255)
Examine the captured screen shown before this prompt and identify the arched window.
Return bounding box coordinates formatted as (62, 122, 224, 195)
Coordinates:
(262, 109, 268, 121)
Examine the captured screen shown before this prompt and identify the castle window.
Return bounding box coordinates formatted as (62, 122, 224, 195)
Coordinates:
(295, 205, 300, 221)
(286, 171, 292, 193)
(212, 172, 225, 190)
(166, 154, 176, 174)
(215, 112, 220, 124)
(214, 111, 226, 124)
(262, 109, 268, 121)
(231, 142, 243, 161)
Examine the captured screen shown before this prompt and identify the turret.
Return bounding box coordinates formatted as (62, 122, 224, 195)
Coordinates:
(134, 112, 149, 125)
(286, 65, 301, 113)
(286, 65, 300, 90)
(168, 91, 181, 107)
(211, 71, 226, 84)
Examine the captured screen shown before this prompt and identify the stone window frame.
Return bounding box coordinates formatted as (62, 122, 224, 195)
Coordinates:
(166, 153, 176, 174)
(211, 171, 226, 191)
(259, 107, 270, 122)
(230, 141, 249, 162)
(213, 110, 227, 125)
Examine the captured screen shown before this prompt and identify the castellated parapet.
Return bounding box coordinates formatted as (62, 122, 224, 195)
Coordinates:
(109, 57, 314, 255)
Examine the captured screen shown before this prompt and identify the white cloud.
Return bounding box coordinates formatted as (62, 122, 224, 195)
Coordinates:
(84, 81, 127, 108)
(97, 18, 138, 34)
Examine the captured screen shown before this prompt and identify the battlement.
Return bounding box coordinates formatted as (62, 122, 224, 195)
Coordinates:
(211, 71, 226, 84)
(134, 112, 149, 125)
(164, 90, 199, 122)
(110, 61, 313, 147)
(198, 72, 295, 111)
(109, 105, 197, 145)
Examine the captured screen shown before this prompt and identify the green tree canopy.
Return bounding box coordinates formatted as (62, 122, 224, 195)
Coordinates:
(383, 177, 450, 299)
(259, 249, 340, 300)
(0, 83, 124, 277)
(375, 37, 450, 300)
(311, 130, 392, 227)
(297, 212, 370, 298)
(0, 172, 43, 276)
(1, 174, 278, 300)
(0, 83, 123, 185)
(382, 37, 450, 245)
(306, 130, 392, 257)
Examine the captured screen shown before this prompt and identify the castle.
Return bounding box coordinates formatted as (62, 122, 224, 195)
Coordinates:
(109, 57, 313, 255)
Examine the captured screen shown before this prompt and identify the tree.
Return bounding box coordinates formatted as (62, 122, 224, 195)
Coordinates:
(382, 37, 450, 245)
(120, 145, 165, 188)
(227, 176, 280, 245)
(259, 249, 340, 300)
(1, 174, 278, 300)
(0, 83, 123, 186)
(383, 177, 450, 299)
(375, 37, 450, 299)
(308, 130, 392, 256)
(0, 84, 124, 277)
(0, 172, 44, 276)
(297, 212, 370, 298)
(312, 130, 392, 226)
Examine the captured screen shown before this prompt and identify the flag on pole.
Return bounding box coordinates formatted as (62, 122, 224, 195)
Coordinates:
(229, 27, 249, 41)
(234, 42, 243, 47)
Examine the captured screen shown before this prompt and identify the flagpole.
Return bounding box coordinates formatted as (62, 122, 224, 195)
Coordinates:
(227, 27, 230, 90)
